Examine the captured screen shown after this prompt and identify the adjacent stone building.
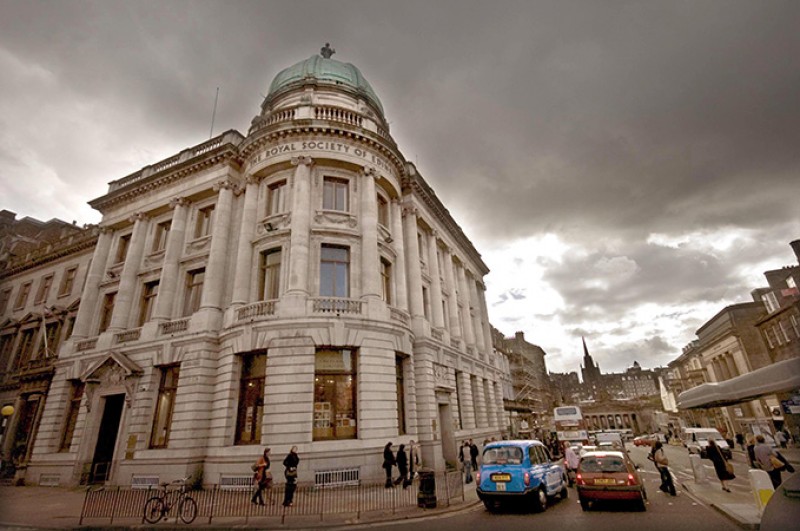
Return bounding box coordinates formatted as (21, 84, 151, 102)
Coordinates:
(4, 50, 508, 487)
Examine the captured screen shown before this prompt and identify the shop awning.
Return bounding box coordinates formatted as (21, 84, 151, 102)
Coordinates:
(677, 357, 800, 409)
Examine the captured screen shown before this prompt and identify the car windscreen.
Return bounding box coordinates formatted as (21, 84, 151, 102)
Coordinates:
(482, 446, 524, 465)
(693, 431, 720, 440)
(579, 456, 627, 473)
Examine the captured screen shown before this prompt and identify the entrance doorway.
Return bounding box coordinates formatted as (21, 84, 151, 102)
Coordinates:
(438, 400, 457, 468)
(90, 394, 124, 484)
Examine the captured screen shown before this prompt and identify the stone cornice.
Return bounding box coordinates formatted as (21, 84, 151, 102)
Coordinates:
(1, 229, 99, 279)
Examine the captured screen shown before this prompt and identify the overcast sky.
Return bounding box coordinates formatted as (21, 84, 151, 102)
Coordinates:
(1, 0, 798, 375)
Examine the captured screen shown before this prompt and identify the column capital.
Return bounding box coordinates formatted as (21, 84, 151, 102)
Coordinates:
(291, 155, 314, 167)
(245, 174, 261, 186)
(128, 212, 148, 224)
(360, 166, 380, 180)
(97, 225, 114, 235)
(169, 196, 191, 209)
(213, 179, 237, 193)
(402, 205, 418, 217)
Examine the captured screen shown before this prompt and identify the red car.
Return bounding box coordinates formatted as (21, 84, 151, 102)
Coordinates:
(576, 451, 646, 511)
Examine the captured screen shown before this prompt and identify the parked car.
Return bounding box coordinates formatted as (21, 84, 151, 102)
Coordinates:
(477, 440, 568, 512)
(680, 428, 732, 459)
(576, 451, 647, 511)
(579, 445, 597, 456)
(633, 435, 652, 447)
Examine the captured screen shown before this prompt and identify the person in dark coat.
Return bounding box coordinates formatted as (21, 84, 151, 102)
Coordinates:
(469, 439, 479, 470)
(282, 446, 300, 507)
(394, 444, 409, 488)
(382, 442, 396, 488)
(251, 447, 272, 505)
(707, 439, 735, 492)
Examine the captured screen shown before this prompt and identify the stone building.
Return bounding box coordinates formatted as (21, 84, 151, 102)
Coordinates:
(13, 50, 507, 487)
(0, 211, 98, 480)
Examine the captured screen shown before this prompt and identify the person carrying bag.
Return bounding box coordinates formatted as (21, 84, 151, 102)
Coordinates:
(251, 447, 273, 505)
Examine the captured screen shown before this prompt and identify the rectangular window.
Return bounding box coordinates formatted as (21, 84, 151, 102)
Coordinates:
(138, 280, 159, 326)
(183, 269, 205, 316)
(267, 180, 287, 215)
(396, 355, 406, 435)
(58, 266, 78, 297)
(422, 286, 430, 319)
(150, 365, 180, 448)
(323, 177, 349, 211)
(195, 205, 215, 239)
(14, 328, 37, 369)
(235, 352, 266, 445)
(377, 194, 389, 227)
(320, 245, 349, 298)
(116, 234, 132, 263)
(35, 274, 54, 304)
(59, 381, 84, 451)
(14, 281, 32, 310)
(0, 288, 11, 315)
(259, 249, 282, 300)
(152, 221, 171, 253)
(0, 334, 15, 373)
(792, 315, 800, 339)
(40, 321, 61, 358)
(98, 292, 116, 333)
(381, 259, 392, 304)
(313, 348, 357, 441)
(773, 325, 784, 345)
(779, 320, 791, 342)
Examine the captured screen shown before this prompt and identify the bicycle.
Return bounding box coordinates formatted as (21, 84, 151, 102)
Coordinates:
(142, 477, 198, 524)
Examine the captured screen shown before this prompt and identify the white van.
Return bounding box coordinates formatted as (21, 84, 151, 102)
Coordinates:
(681, 428, 732, 459)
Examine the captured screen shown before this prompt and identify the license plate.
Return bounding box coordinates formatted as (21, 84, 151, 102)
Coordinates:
(496, 482, 506, 491)
(491, 473, 512, 482)
(594, 478, 615, 485)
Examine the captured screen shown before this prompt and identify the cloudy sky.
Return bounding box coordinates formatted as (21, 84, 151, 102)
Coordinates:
(2, 0, 798, 375)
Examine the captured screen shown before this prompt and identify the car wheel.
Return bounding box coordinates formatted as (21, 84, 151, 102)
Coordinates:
(533, 488, 547, 512)
(483, 500, 497, 512)
(560, 482, 569, 500)
(579, 497, 590, 511)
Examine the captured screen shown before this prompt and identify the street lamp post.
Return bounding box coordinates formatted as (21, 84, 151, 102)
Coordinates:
(1, 405, 15, 473)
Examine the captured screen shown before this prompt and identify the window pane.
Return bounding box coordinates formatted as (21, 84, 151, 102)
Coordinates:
(314, 349, 357, 441)
(59, 382, 84, 451)
(235, 353, 266, 445)
(150, 365, 180, 448)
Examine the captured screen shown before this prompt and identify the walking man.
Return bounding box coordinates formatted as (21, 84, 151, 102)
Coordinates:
(459, 441, 473, 483)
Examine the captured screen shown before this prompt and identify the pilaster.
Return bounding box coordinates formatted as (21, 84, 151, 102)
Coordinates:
(153, 197, 190, 321)
(390, 200, 408, 311)
(231, 176, 261, 306)
(71, 227, 113, 339)
(360, 167, 381, 301)
(427, 231, 445, 330)
(286, 156, 314, 296)
(109, 212, 149, 331)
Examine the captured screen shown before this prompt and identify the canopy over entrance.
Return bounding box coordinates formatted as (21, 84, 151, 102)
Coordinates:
(677, 357, 800, 409)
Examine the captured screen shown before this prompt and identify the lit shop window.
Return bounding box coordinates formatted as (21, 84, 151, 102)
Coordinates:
(150, 365, 180, 448)
(235, 352, 266, 445)
(313, 349, 357, 441)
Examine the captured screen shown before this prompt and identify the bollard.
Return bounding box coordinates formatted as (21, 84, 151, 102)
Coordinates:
(748, 469, 774, 514)
(417, 469, 437, 508)
(689, 454, 708, 484)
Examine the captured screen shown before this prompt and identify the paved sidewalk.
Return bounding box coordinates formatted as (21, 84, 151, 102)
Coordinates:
(681, 479, 761, 530)
(0, 481, 481, 530)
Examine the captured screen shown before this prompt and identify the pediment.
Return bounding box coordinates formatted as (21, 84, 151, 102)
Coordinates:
(80, 350, 143, 383)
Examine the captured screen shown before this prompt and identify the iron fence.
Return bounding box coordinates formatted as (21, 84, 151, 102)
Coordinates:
(79, 471, 465, 525)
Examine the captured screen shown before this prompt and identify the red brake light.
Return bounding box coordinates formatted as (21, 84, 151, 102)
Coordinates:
(576, 473, 584, 485)
(524, 472, 531, 486)
(627, 473, 637, 486)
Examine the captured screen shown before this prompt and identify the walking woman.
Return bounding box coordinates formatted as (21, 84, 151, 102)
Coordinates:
(382, 442, 396, 488)
(649, 441, 676, 496)
(707, 439, 735, 492)
(395, 444, 409, 488)
(251, 447, 273, 505)
(282, 446, 300, 507)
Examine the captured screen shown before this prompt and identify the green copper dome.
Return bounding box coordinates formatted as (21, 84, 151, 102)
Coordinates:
(267, 54, 384, 115)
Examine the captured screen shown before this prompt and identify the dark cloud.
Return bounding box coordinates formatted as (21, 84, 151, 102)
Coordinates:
(1, 0, 798, 373)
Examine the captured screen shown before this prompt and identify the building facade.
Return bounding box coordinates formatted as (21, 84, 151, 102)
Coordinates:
(10, 51, 507, 487)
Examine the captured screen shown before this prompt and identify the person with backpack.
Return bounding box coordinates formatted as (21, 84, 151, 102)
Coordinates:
(648, 441, 676, 496)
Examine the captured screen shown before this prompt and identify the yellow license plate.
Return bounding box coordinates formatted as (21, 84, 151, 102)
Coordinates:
(594, 478, 615, 485)
(491, 473, 511, 482)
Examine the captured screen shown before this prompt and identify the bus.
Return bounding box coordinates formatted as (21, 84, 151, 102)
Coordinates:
(553, 406, 589, 444)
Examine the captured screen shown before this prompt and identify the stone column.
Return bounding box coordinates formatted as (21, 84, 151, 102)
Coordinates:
(469, 276, 485, 354)
(457, 264, 476, 351)
(494, 381, 505, 431)
(457, 371, 476, 430)
(390, 200, 408, 311)
(485, 379, 498, 428)
(427, 231, 444, 330)
(152, 197, 190, 321)
(71, 227, 113, 338)
(286, 156, 314, 295)
(472, 376, 488, 428)
(360, 168, 381, 300)
(403, 206, 424, 319)
(478, 282, 494, 355)
(443, 248, 461, 340)
(109, 213, 149, 331)
(199, 179, 236, 312)
(231, 176, 261, 306)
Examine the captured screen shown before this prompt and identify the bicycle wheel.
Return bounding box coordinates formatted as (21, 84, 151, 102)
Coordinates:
(178, 496, 198, 524)
(143, 496, 165, 524)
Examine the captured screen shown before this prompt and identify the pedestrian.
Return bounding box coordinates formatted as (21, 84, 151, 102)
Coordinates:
(745, 434, 756, 468)
(251, 447, 273, 505)
(753, 434, 784, 489)
(563, 442, 579, 487)
(282, 445, 299, 507)
(648, 441, 676, 496)
(395, 444, 409, 488)
(382, 441, 396, 488)
(408, 439, 420, 480)
(707, 439, 735, 492)
(459, 440, 473, 483)
(775, 430, 787, 449)
(469, 439, 479, 470)
(735, 433, 744, 451)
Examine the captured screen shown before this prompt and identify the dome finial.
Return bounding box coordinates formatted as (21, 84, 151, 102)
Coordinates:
(320, 43, 336, 59)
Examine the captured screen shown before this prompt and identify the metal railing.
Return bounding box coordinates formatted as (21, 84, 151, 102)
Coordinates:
(79, 471, 464, 525)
